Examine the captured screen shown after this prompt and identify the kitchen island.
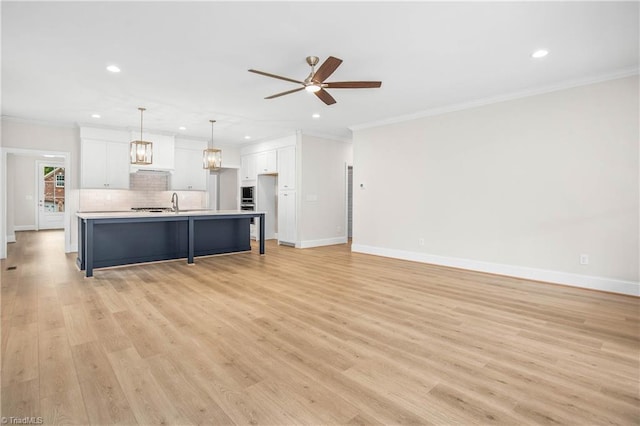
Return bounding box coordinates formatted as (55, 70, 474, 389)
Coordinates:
(76, 210, 265, 277)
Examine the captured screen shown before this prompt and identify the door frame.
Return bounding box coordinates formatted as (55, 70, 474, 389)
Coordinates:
(36, 159, 66, 230)
(1, 147, 71, 258)
(344, 163, 353, 245)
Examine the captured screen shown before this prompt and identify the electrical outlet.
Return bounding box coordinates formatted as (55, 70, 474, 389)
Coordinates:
(418, 238, 425, 246)
(580, 254, 589, 265)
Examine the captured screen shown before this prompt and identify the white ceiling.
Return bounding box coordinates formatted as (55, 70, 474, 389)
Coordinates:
(2, 1, 638, 145)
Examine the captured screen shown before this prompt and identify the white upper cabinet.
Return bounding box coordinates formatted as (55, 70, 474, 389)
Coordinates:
(172, 147, 207, 191)
(277, 146, 296, 190)
(81, 139, 130, 189)
(256, 150, 277, 175)
(241, 154, 257, 182)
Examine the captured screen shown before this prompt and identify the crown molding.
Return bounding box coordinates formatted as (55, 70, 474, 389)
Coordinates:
(1, 115, 77, 129)
(349, 68, 639, 132)
(301, 130, 352, 144)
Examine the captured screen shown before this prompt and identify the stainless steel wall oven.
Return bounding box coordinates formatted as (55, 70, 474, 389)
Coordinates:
(241, 186, 255, 224)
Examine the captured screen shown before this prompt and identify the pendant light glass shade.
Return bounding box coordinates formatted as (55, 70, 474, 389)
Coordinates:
(203, 119, 222, 170)
(130, 107, 153, 165)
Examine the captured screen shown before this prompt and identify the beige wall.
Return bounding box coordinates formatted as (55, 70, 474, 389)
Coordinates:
(2, 119, 80, 187)
(352, 76, 639, 294)
(7, 155, 41, 230)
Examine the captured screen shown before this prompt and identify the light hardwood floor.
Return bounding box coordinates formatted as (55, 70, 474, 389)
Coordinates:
(1, 230, 638, 425)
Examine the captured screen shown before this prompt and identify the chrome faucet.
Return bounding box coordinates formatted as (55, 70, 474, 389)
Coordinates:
(171, 192, 179, 213)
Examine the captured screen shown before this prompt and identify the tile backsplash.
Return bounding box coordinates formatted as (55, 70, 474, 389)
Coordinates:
(129, 171, 169, 191)
(79, 170, 207, 211)
(79, 189, 206, 211)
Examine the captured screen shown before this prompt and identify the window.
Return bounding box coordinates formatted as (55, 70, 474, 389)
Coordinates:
(55, 174, 65, 188)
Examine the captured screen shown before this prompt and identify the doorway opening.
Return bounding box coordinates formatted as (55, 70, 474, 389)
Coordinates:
(38, 161, 65, 229)
(1, 148, 71, 259)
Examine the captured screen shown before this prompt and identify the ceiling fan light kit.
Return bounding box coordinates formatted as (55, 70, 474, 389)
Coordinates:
(249, 55, 382, 105)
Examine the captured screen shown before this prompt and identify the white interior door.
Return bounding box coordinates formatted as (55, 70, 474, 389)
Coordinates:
(37, 161, 65, 230)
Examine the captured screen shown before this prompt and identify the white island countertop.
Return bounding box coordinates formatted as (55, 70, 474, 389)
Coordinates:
(76, 209, 264, 219)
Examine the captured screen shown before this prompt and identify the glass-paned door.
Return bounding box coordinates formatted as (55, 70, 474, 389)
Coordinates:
(39, 163, 65, 229)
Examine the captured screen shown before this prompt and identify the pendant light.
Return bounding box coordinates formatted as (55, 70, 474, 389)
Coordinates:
(203, 119, 222, 170)
(130, 107, 153, 165)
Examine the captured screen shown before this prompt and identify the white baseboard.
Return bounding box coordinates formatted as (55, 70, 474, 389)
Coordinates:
(6, 234, 16, 243)
(299, 236, 348, 249)
(15, 225, 36, 231)
(351, 244, 639, 297)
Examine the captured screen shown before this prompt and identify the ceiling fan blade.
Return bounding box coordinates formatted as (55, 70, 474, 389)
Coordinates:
(248, 69, 304, 85)
(314, 89, 337, 105)
(312, 56, 343, 83)
(324, 81, 382, 89)
(265, 87, 305, 99)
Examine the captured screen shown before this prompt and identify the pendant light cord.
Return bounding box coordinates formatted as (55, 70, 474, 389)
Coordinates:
(210, 119, 216, 149)
(139, 107, 146, 140)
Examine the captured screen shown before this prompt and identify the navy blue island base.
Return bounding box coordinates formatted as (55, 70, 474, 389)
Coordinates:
(76, 211, 265, 277)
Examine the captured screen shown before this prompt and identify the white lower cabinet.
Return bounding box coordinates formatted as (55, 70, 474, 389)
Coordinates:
(278, 190, 296, 245)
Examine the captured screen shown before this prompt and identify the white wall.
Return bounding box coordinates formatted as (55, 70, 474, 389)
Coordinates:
(352, 76, 639, 295)
(299, 134, 351, 247)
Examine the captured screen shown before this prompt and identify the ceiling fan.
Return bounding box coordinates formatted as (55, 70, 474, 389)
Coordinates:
(248, 56, 382, 105)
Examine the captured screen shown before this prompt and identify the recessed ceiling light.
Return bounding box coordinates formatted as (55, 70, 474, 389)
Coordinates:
(312, 113, 320, 119)
(531, 49, 549, 59)
(91, 114, 101, 118)
(244, 136, 251, 140)
(106, 65, 121, 73)
(178, 126, 186, 130)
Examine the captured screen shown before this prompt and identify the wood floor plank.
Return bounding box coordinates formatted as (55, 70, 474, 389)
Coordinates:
(70, 341, 137, 425)
(1, 323, 39, 387)
(10, 279, 38, 327)
(146, 353, 235, 425)
(106, 347, 183, 425)
(1, 230, 638, 425)
(62, 303, 98, 347)
(1, 378, 40, 420)
(160, 346, 262, 425)
(38, 327, 82, 398)
(40, 385, 90, 425)
(37, 286, 66, 332)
